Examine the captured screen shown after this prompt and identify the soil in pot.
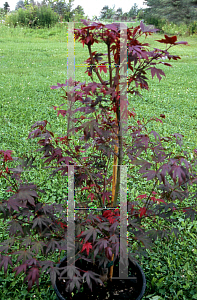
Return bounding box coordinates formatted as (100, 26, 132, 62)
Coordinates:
(55, 257, 146, 300)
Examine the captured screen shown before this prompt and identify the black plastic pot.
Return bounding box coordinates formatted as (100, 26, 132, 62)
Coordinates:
(54, 256, 146, 300)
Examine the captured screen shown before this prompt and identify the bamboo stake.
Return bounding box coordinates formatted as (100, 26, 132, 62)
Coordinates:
(110, 75, 119, 281)
(111, 77, 119, 207)
(109, 253, 114, 281)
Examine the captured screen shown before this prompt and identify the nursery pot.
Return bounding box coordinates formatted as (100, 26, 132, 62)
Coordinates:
(54, 256, 146, 300)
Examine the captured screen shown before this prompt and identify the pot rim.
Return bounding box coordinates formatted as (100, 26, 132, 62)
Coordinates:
(54, 255, 146, 300)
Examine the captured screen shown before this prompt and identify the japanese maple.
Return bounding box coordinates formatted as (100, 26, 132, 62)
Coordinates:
(0, 19, 197, 297)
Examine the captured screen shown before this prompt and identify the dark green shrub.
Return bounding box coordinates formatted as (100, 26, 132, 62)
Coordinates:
(36, 5, 59, 28)
(143, 13, 166, 32)
(137, 9, 144, 21)
(189, 21, 197, 35)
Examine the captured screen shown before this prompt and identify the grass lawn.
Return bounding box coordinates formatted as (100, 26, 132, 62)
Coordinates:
(0, 22, 197, 299)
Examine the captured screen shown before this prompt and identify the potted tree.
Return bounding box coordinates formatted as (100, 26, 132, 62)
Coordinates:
(0, 19, 196, 300)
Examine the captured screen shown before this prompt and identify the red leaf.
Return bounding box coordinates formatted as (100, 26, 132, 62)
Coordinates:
(0, 150, 13, 162)
(98, 64, 107, 74)
(107, 216, 116, 224)
(81, 242, 92, 256)
(160, 114, 165, 119)
(156, 198, 167, 204)
(103, 210, 113, 218)
(24, 266, 40, 292)
(162, 62, 172, 67)
(0, 255, 13, 274)
(139, 207, 146, 218)
(105, 247, 112, 260)
(147, 67, 166, 82)
(174, 41, 188, 45)
(50, 82, 67, 89)
(87, 193, 95, 201)
(57, 110, 67, 117)
(156, 35, 177, 44)
(137, 194, 147, 199)
(14, 263, 27, 276)
(128, 110, 136, 118)
(132, 26, 140, 37)
(140, 21, 159, 33)
(101, 191, 111, 205)
(81, 186, 90, 191)
(150, 196, 157, 202)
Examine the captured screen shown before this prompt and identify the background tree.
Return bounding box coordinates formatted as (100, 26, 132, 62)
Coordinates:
(40, 0, 47, 5)
(71, 5, 87, 22)
(46, 0, 75, 22)
(15, 0, 25, 10)
(29, 0, 36, 5)
(50, 0, 67, 18)
(137, 9, 145, 20)
(3, 1, 10, 13)
(24, 0, 29, 7)
(62, 0, 74, 22)
(72, 4, 84, 16)
(143, 0, 197, 24)
(91, 15, 98, 21)
(99, 5, 116, 20)
(121, 11, 129, 21)
(114, 7, 123, 20)
(162, 0, 197, 24)
(128, 3, 139, 19)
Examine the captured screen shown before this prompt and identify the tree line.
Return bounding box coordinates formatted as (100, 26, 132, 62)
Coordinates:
(0, 1, 141, 26)
(0, 0, 197, 30)
(142, 0, 197, 26)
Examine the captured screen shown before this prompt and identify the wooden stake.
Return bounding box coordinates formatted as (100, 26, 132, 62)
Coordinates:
(109, 253, 114, 281)
(111, 80, 119, 207)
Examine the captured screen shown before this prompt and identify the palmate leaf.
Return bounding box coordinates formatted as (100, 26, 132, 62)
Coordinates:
(140, 21, 160, 33)
(35, 141, 54, 157)
(0, 237, 15, 253)
(147, 66, 166, 82)
(8, 184, 39, 209)
(83, 270, 103, 291)
(40, 260, 54, 272)
(14, 262, 28, 276)
(94, 238, 108, 252)
(183, 208, 197, 222)
(8, 219, 23, 236)
(15, 249, 34, 263)
(0, 255, 13, 274)
(30, 240, 45, 255)
(32, 215, 52, 231)
(21, 237, 32, 248)
(132, 230, 154, 250)
(156, 35, 177, 44)
(45, 239, 61, 255)
(50, 266, 61, 288)
(79, 226, 101, 243)
(60, 264, 81, 279)
(7, 198, 21, 212)
(81, 242, 92, 256)
(24, 266, 40, 292)
(39, 260, 60, 288)
(66, 276, 83, 293)
(18, 208, 33, 222)
(9, 155, 37, 174)
(168, 164, 188, 185)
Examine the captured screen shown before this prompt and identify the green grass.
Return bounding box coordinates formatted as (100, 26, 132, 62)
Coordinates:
(0, 22, 197, 299)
